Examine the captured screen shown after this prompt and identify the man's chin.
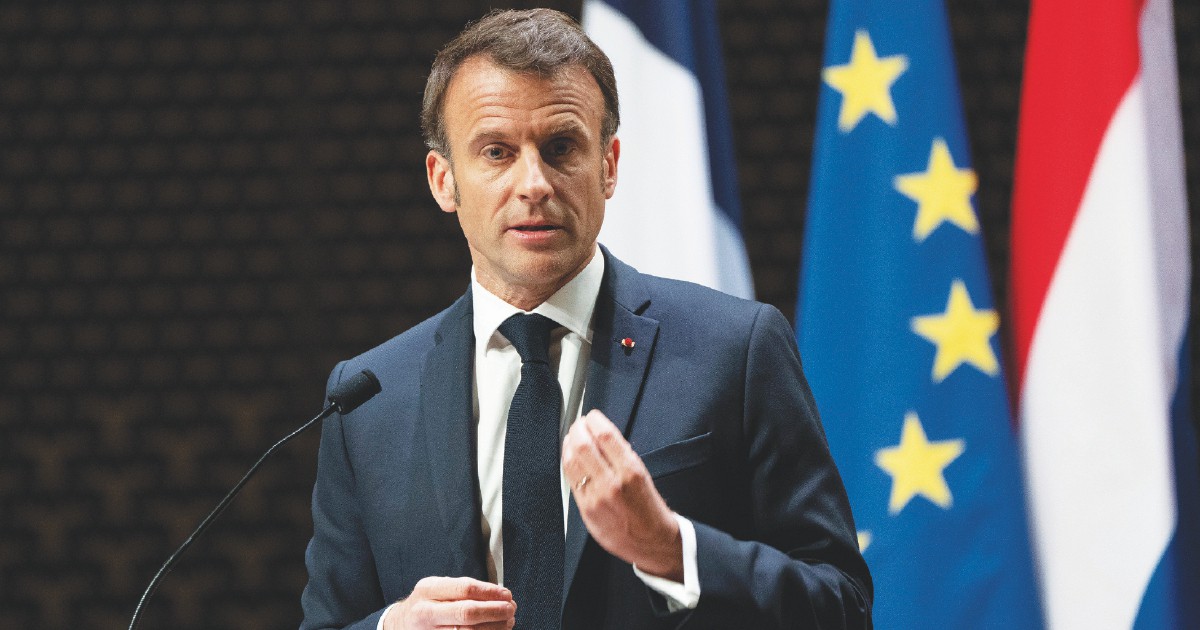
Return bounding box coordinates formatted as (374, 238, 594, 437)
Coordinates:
(495, 252, 590, 294)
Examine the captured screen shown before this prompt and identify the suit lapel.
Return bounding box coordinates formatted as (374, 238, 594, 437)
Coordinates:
(564, 252, 660, 606)
(420, 293, 488, 580)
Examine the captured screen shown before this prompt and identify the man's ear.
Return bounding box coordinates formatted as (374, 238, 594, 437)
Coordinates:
(426, 150, 457, 213)
(603, 136, 620, 199)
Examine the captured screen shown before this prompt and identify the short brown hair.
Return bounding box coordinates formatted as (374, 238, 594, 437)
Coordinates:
(420, 8, 620, 157)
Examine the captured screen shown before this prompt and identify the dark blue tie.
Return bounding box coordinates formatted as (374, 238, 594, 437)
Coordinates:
(499, 313, 564, 630)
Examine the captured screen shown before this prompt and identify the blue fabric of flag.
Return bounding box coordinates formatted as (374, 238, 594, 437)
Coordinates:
(796, 0, 1044, 627)
(1133, 331, 1200, 630)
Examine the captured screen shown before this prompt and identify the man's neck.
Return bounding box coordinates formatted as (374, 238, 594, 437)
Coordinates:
(470, 248, 605, 348)
(474, 249, 598, 312)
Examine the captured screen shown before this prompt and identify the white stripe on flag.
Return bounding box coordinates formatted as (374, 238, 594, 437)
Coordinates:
(1139, 0, 1190, 351)
(1021, 80, 1175, 630)
(1020, 1, 1189, 627)
(583, 1, 752, 298)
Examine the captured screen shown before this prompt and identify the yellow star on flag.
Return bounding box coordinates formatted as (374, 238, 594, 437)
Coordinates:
(894, 137, 979, 241)
(911, 280, 1000, 382)
(875, 412, 965, 514)
(822, 30, 909, 132)
(857, 531, 872, 552)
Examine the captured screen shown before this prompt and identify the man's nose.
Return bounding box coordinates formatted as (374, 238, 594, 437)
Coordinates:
(515, 150, 553, 204)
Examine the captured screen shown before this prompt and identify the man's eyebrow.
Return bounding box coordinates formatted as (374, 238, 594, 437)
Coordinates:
(464, 118, 590, 148)
(463, 127, 513, 151)
(543, 121, 588, 138)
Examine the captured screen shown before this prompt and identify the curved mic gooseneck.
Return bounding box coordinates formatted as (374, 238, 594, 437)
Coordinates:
(127, 369, 381, 630)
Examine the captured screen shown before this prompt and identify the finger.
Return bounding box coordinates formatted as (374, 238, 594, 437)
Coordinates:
(415, 598, 516, 627)
(459, 621, 515, 630)
(561, 420, 604, 486)
(561, 417, 614, 489)
(435, 621, 513, 630)
(436, 619, 515, 630)
(413, 576, 512, 602)
(582, 410, 638, 471)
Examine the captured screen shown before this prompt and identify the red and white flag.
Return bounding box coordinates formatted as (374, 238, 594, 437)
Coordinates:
(1012, 0, 1197, 628)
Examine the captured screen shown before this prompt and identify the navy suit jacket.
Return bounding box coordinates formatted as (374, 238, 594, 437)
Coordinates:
(300, 250, 872, 629)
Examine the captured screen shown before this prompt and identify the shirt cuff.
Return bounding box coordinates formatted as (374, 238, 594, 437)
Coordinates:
(377, 602, 397, 630)
(632, 513, 701, 611)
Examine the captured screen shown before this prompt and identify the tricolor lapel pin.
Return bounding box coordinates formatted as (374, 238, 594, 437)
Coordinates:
(620, 337, 636, 350)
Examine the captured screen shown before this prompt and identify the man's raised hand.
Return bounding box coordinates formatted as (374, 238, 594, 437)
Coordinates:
(561, 410, 684, 582)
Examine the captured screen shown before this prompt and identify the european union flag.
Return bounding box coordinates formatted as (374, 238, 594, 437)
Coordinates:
(795, 1, 1044, 627)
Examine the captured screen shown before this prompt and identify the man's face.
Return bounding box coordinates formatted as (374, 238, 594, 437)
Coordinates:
(426, 56, 619, 307)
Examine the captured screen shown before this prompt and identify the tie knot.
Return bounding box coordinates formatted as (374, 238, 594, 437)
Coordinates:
(498, 313, 558, 364)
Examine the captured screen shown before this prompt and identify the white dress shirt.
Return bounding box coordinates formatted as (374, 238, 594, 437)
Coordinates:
(379, 250, 697, 628)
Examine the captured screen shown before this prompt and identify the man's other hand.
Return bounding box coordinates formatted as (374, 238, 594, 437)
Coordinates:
(562, 410, 684, 582)
(383, 577, 515, 630)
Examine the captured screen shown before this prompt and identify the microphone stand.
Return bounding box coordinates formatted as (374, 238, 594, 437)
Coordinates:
(127, 403, 336, 630)
(127, 368, 380, 630)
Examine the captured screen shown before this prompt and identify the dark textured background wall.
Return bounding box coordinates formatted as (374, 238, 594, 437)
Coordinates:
(1, 1, 1195, 628)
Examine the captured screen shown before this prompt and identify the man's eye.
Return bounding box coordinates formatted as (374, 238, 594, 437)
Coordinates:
(484, 146, 507, 160)
(546, 141, 574, 158)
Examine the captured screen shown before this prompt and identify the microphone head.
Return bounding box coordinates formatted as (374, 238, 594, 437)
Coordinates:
(327, 369, 382, 414)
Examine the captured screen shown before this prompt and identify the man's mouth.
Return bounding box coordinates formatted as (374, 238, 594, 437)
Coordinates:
(511, 224, 560, 232)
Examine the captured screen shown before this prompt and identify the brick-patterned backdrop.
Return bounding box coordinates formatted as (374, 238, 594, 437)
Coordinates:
(1, 1, 1196, 628)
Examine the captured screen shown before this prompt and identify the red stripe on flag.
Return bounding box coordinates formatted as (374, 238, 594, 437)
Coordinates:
(1010, 0, 1143, 386)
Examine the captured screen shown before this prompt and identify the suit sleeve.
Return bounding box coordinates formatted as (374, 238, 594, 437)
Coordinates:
(685, 304, 873, 628)
(299, 361, 390, 630)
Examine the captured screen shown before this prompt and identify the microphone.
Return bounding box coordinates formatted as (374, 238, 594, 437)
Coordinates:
(128, 369, 382, 630)
(328, 368, 383, 414)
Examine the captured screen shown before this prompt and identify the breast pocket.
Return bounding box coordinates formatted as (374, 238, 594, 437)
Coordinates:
(640, 431, 712, 480)
(640, 432, 715, 518)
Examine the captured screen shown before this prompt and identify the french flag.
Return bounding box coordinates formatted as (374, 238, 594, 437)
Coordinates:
(1011, 0, 1200, 627)
(582, 0, 753, 299)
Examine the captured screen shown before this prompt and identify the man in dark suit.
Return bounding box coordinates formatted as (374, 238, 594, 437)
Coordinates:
(300, 9, 871, 630)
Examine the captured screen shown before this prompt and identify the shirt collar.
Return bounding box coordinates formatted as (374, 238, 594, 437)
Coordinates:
(471, 247, 605, 347)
